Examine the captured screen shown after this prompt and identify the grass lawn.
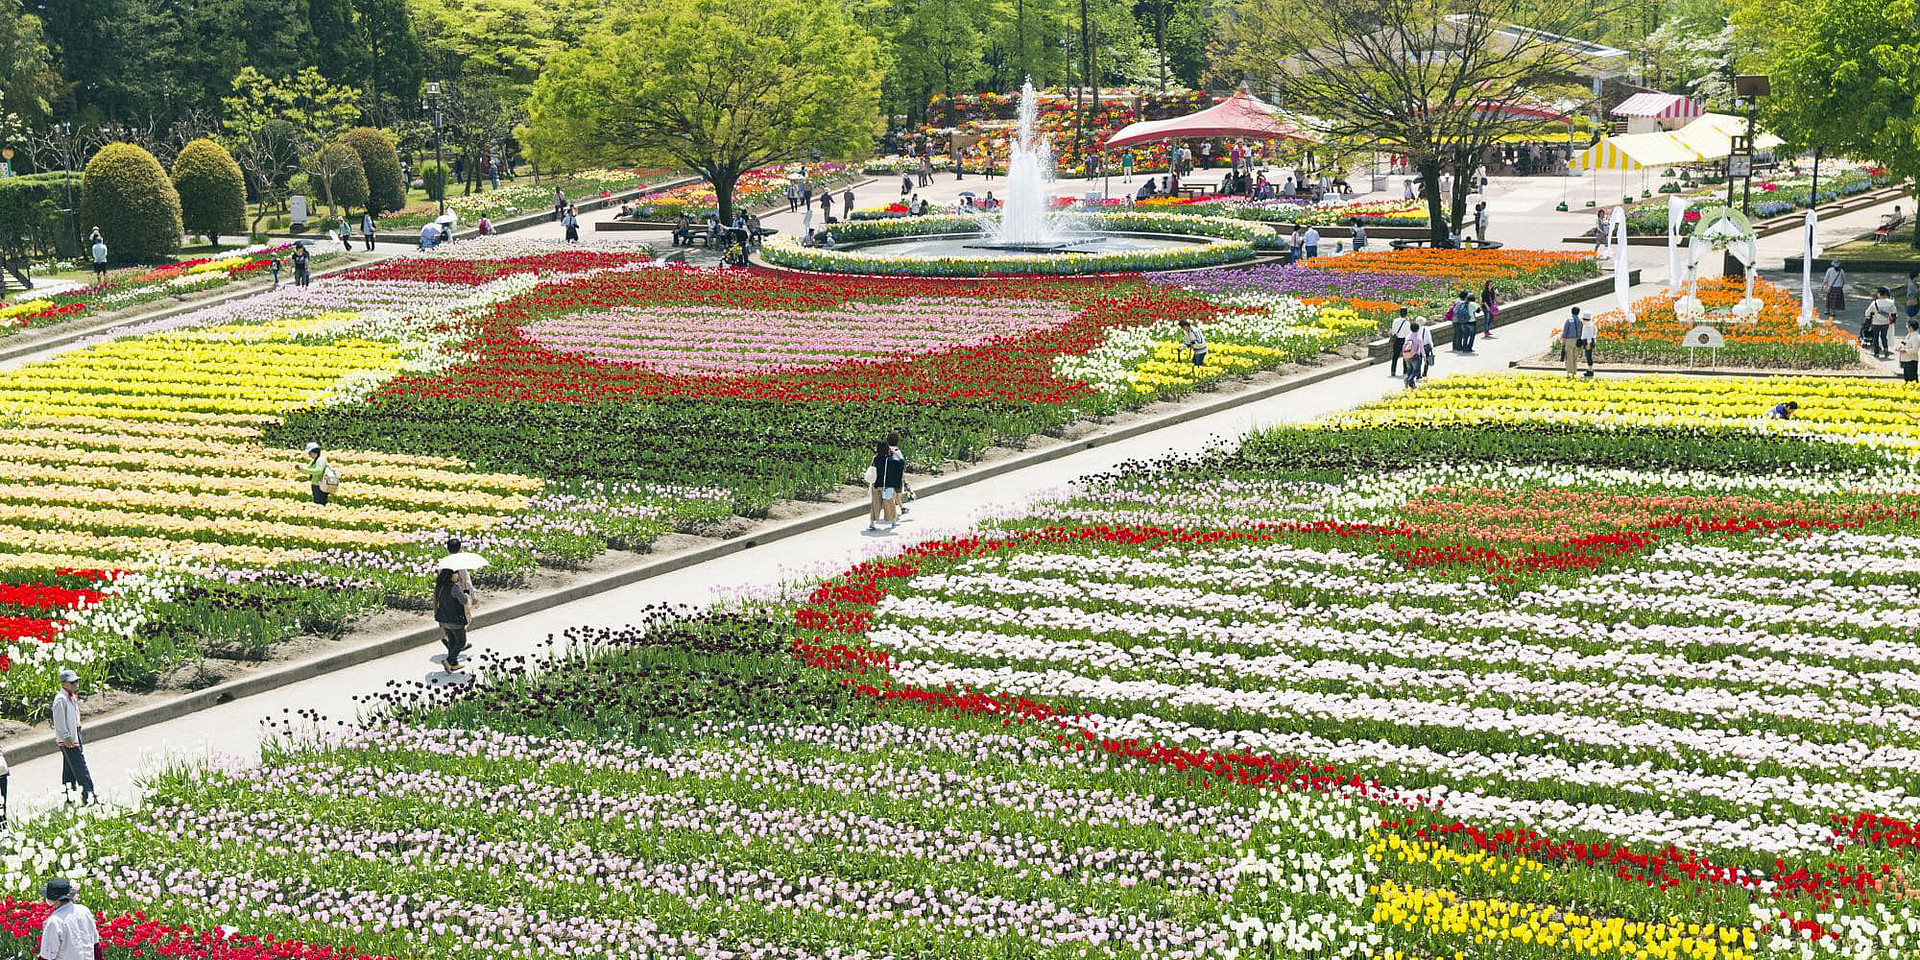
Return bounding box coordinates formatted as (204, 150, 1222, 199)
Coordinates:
(1826, 238, 1920, 261)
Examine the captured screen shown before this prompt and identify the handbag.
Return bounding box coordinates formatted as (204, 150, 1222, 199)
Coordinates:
(862, 465, 877, 486)
(319, 465, 342, 494)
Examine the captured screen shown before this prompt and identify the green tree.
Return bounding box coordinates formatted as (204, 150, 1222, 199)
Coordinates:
(0, 0, 60, 126)
(523, 0, 885, 222)
(79, 142, 182, 261)
(340, 126, 405, 212)
(310, 140, 368, 217)
(311, 0, 371, 89)
(171, 138, 247, 243)
(222, 66, 362, 149)
(357, 0, 424, 121)
(1741, 0, 1920, 244)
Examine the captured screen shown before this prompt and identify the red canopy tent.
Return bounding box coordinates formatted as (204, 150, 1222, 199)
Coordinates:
(1103, 91, 1320, 150)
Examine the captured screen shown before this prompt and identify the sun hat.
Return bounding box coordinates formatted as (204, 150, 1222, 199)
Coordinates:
(305, 442, 321, 453)
(42, 878, 74, 902)
(57, 669, 77, 683)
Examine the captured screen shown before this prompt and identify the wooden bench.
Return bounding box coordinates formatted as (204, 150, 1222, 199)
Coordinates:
(594, 220, 673, 232)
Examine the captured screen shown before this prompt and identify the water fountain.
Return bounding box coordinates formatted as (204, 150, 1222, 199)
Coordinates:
(757, 81, 1265, 275)
(965, 80, 1105, 254)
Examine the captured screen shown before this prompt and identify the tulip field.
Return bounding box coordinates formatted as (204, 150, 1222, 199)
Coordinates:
(0, 239, 1595, 712)
(12, 370, 1920, 959)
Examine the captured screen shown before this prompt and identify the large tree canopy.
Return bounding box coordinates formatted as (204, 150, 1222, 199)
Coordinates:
(1214, 0, 1603, 241)
(523, 0, 885, 222)
(1738, 0, 1920, 243)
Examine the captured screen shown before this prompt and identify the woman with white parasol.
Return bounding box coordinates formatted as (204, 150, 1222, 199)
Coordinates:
(434, 538, 485, 671)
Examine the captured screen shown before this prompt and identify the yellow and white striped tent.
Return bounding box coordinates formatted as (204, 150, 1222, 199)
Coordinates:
(1574, 131, 1702, 170)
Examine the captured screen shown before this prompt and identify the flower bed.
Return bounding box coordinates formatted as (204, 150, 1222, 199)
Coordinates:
(0, 240, 1522, 712)
(35, 371, 1920, 959)
(381, 167, 678, 229)
(1138, 195, 1430, 228)
(628, 162, 858, 221)
(759, 212, 1269, 276)
(1625, 167, 1895, 234)
(1579, 277, 1860, 369)
(0, 243, 341, 338)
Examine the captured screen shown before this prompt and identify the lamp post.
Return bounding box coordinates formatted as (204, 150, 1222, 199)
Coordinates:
(1733, 75, 1768, 216)
(57, 123, 78, 252)
(424, 82, 445, 216)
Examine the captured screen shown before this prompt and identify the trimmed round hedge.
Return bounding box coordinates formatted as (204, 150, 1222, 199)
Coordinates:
(171, 138, 246, 243)
(341, 127, 406, 215)
(80, 143, 183, 263)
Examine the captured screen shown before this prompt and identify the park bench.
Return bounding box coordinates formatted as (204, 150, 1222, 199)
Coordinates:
(1875, 210, 1908, 244)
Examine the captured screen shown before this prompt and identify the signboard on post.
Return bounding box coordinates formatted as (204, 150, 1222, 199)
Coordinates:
(289, 195, 308, 229)
(1682, 324, 1725, 367)
(1728, 155, 1752, 178)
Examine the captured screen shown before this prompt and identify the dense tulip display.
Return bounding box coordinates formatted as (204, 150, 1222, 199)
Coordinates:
(0, 242, 340, 337)
(30, 371, 1920, 959)
(1583, 277, 1859, 369)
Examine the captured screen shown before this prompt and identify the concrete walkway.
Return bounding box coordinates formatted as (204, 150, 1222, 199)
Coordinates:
(11, 271, 1671, 814)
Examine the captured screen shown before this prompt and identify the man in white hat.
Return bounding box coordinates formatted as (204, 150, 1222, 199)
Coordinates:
(36, 877, 99, 960)
(50, 669, 93, 803)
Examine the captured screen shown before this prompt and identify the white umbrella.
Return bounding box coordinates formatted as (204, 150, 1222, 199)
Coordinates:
(438, 552, 488, 571)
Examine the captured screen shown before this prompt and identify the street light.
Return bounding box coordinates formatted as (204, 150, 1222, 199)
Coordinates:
(1733, 75, 1769, 216)
(424, 82, 445, 216)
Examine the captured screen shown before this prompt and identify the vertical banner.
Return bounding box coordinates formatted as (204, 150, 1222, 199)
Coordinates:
(1667, 195, 1686, 291)
(1800, 209, 1819, 324)
(1612, 206, 1633, 322)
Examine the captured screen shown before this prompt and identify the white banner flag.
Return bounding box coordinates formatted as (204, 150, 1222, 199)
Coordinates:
(1801, 209, 1821, 323)
(1612, 206, 1633, 322)
(1667, 195, 1686, 292)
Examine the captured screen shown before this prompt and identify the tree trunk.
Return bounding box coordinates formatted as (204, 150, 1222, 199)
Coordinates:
(712, 167, 742, 225)
(1418, 159, 1446, 244)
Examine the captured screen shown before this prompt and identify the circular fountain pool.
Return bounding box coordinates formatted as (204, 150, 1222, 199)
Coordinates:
(757, 213, 1267, 276)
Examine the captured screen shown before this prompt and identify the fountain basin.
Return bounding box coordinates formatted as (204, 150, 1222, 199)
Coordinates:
(758, 212, 1272, 277)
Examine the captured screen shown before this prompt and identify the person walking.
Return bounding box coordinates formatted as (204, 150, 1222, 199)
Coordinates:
(799, 178, 813, 212)
(867, 440, 905, 532)
(1177, 319, 1208, 367)
(1473, 202, 1489, 247)
(1594, 207, 1609, 256)
(89, 233, 107, 282)
(50, 670, 94, 805)
(820, 189, 833, 224)
(1905, 270, 1920, 327)
(1302, 226, 1321, 259)
(1561, 307, 1584, 379)
(299, 442, 335, 504)
(786, 180, 799, 212)
(1350, 219, 1368, 252)
(1287, 228, 1304, 264)
(1898, 322, 1920, 383)
(291, 243, 311, 287)
(1479, 279, 1499, 339)
(1579, 309, 1598, 377)
(842, 187, 855, 219)
(900, 173, 913, 198)
(433, 566, 474, 671)
(1402, 317, 1433, 389)
(553, 186, 566, 221)
(562, 206, 580, 244)
(35, 878, 99, 959)
(1823, 261, 1848, 322)
(361, 212, 376, 251)
(1122, 149, 1134, 182)
(269, 255, 282, 290)
(1866, 286, 1899, 359)
(1388, 307, 1412, 379)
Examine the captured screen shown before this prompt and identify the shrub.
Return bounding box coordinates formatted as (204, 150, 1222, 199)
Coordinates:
(170, 138, 246, 243)
(312, 142, 368, 216)
(0, 172, 80, 261)
(340, 127, 405, 214)
(417, 160, 449, 201)
(79, 143, 183, 262)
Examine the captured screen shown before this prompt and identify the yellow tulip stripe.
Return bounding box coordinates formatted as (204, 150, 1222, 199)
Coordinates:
(1373, 881, 1756, 960)
(0, 317, 546, 573)
(1124, 340, 1304, 394)
(1326, 372, 1920, 447)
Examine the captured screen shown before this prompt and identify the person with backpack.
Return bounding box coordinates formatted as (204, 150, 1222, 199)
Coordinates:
(299, 442, 338, 504)
(432, 565, 474, 672)
(1388, 307, 1413, 379)
(1177, 319, 1208, 367)
(1449, 291, 1478, 354)
(1401, 317, 1433, 389)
